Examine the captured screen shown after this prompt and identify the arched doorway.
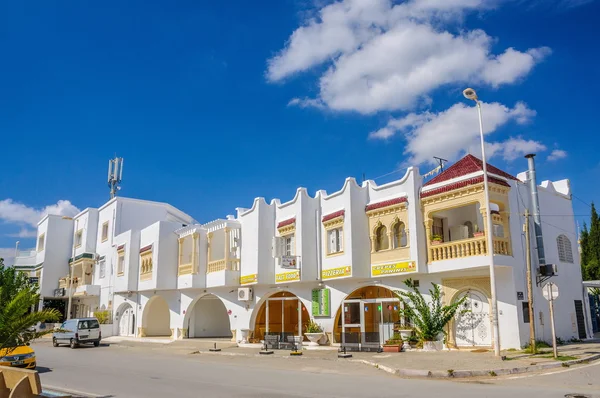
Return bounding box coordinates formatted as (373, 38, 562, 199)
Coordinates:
(142, 296, 171, 337)
(453, 289, 491, 347)
(333, 285, 400, 351)
(117, 303, 135, 337)
(252, 291, 310, 344)
(185, 294, 232, 338)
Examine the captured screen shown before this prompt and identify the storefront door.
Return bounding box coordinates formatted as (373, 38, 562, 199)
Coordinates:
(342, 298, 399, 351)
(454, 290, 491, 346)
(265, 297, 302, 344)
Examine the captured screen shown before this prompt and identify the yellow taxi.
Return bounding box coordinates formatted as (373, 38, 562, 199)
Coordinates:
(0, 345, 36, 369)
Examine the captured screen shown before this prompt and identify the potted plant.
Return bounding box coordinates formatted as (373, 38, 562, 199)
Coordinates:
(397, 327, 414, 351)
(383, 332, 403, 352)
(430, 234, 443, 245)
(473, 224, 485, 238)
(396, 279, 468, 351)
(304, 319, 324, 346)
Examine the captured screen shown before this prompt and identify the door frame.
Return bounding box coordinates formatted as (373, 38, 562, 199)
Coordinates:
(264, 296, 302, 340)
(341, 297, 400, 350)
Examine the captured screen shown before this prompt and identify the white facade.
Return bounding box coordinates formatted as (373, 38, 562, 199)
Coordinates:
(12, 155, 591, 349)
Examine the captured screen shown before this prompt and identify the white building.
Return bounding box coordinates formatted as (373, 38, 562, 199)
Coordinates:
(12, 154, 592, 349)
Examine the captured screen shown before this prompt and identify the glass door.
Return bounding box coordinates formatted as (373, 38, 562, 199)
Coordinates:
(341, 301, 361, 350)
(362, 301, 381, 350)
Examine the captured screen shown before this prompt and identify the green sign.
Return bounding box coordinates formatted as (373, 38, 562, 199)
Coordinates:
(312, 288, 330, 317)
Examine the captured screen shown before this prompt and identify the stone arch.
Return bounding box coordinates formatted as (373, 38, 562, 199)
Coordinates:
(332, 285, 399, 344)
(142, 295, 171, 337)
(115, 302, 135, 337)
(183, 294, 232, 338)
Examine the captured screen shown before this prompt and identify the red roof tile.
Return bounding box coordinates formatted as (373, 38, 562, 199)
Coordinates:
(322, 210, 345, 222)
(139, 245, 153, 254)
(365, 196, 408, 212)
(421, 176, 510, 198)
(423, 154, 517, 187)
(117, 244, 125, 251)
(277, 217, 296, 229)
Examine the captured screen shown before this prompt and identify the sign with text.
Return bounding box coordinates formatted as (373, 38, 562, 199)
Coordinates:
(281, 255, 298, 269)
(240, 274, 258, 285)
(312, 288, 330, 317)
(53, 288, 65, 297)
(322, 266, 352, 280)
(371, 261, 416, 277)
(276, 270, 300, 283)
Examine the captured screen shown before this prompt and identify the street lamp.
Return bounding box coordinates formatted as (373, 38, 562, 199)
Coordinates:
(463, 88, 501, 357)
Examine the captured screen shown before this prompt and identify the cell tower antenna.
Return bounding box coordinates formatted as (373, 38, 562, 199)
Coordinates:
(108, 156, 124, 199)
(433, 156, 448, 172)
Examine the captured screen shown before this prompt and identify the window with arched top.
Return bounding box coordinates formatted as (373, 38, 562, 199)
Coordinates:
(375, 225, 389, 252)
(557, 235, 574, 263)
(392, 222, 407, 248)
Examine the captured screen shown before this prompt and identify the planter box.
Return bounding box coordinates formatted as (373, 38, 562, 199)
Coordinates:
(383, 345, 402, 353)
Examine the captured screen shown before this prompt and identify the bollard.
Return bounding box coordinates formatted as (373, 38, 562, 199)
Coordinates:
(209, 342, 221, 352)
(260, 340, 274, 355)
(338, 345, 352, 358)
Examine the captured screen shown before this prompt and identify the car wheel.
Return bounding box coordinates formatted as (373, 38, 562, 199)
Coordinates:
(93, 341, 100, 347)
(70, 339, 77, 349)
(53, 338, 59, 347)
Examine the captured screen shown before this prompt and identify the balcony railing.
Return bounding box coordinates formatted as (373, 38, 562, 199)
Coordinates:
(207, 259, 240, 273)
(428, 236, 511, 263)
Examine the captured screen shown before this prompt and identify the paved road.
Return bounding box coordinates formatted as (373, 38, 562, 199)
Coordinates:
(33, 342, 600, 398)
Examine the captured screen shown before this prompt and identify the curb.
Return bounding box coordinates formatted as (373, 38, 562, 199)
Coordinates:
(352, 353, 600, 379)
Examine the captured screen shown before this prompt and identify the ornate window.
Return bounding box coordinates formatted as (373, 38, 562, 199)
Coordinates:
(375, 225, 388, 252)
(140, 245, 153, 280)
(284, 234, 295, 256)
(392, 221, 407, 248)
(328, 228, 344, 254)
(556, 235, 573, 263)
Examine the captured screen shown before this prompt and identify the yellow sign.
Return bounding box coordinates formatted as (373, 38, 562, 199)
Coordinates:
(371, 261, 416, 277)
(240, 274, 258, 285)
(322, 266, 352, 280)
(276, 270, 300, 283)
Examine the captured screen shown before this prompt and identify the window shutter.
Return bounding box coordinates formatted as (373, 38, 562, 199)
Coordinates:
(338, 228, 344, 252)
(290, 235, 296, 255)
(272, 236, 281, 258)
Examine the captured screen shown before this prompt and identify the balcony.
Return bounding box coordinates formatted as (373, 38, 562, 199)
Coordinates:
(204, 219, 241, 288)
(74, 284, 101, 297)
(429, 235, 510, 262)
(425, 202, 512, 265)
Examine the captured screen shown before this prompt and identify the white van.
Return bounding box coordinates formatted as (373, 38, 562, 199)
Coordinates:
(53, 318, 102, 348)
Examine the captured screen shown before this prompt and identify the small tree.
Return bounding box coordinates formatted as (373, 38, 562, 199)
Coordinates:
(0, 262, 60, 353)
(396, 279, 468, 342)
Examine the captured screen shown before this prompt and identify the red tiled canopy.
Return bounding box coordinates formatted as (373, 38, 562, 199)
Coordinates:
(322, 210, 345, 222)
(139, 244, 153, 254)
(424, 154, 518, 187)
(420, 176, 510, 198)
(277, 217, 296, 229)
(365, 196, 408, 212)
(117, 244, 125, 251)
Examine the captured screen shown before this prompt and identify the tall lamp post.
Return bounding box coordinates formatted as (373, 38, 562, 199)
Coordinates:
(463, 88, 501, 357)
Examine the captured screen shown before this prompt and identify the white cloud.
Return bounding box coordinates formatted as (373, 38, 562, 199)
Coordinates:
(547, 149, 568, 161)
(0, 248, 15, 266)
(267, 0, 550, 114)
(0, 199, 80, 227)
(7, 228, 38, 238)
(369, 101, 542, 164)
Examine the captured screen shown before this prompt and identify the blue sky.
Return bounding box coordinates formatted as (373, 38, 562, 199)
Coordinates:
(1, 0, 599, 261)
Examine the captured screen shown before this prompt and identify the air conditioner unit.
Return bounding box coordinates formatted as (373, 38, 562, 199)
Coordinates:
(238, 287, 253, 302)
(538, 264, 558, 277)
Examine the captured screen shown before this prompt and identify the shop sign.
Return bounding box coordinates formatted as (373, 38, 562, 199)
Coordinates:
(240, 274, 258, 285)
(276, 270, 300, 283)
(321, 266, 352, 280)
(53, 288, 65, 297)
(281, 255, 298, 269)
(311, 288, 330, 317)
(371, 261, 416, 277)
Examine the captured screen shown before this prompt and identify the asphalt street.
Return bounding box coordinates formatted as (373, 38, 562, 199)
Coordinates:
(33, 342, 600, 398)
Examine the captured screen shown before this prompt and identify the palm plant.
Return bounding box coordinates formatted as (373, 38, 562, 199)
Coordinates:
(0, 265, 61, 353)
(396, 279, 468, 342)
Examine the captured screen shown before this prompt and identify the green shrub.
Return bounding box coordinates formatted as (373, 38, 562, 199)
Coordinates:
(94, 310, 112, 325)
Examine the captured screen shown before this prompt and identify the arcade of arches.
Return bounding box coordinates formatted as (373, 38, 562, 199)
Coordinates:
(185, 294, 232, 339)
(141, 296, 171, 337)
(252, 291, 310, 342)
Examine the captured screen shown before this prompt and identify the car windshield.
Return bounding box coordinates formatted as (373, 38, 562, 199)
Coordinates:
(78, 320, 100, 329)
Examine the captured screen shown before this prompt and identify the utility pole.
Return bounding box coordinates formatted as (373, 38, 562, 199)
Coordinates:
(524, 209, 536, 353)
(67, 218, 79, 320)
